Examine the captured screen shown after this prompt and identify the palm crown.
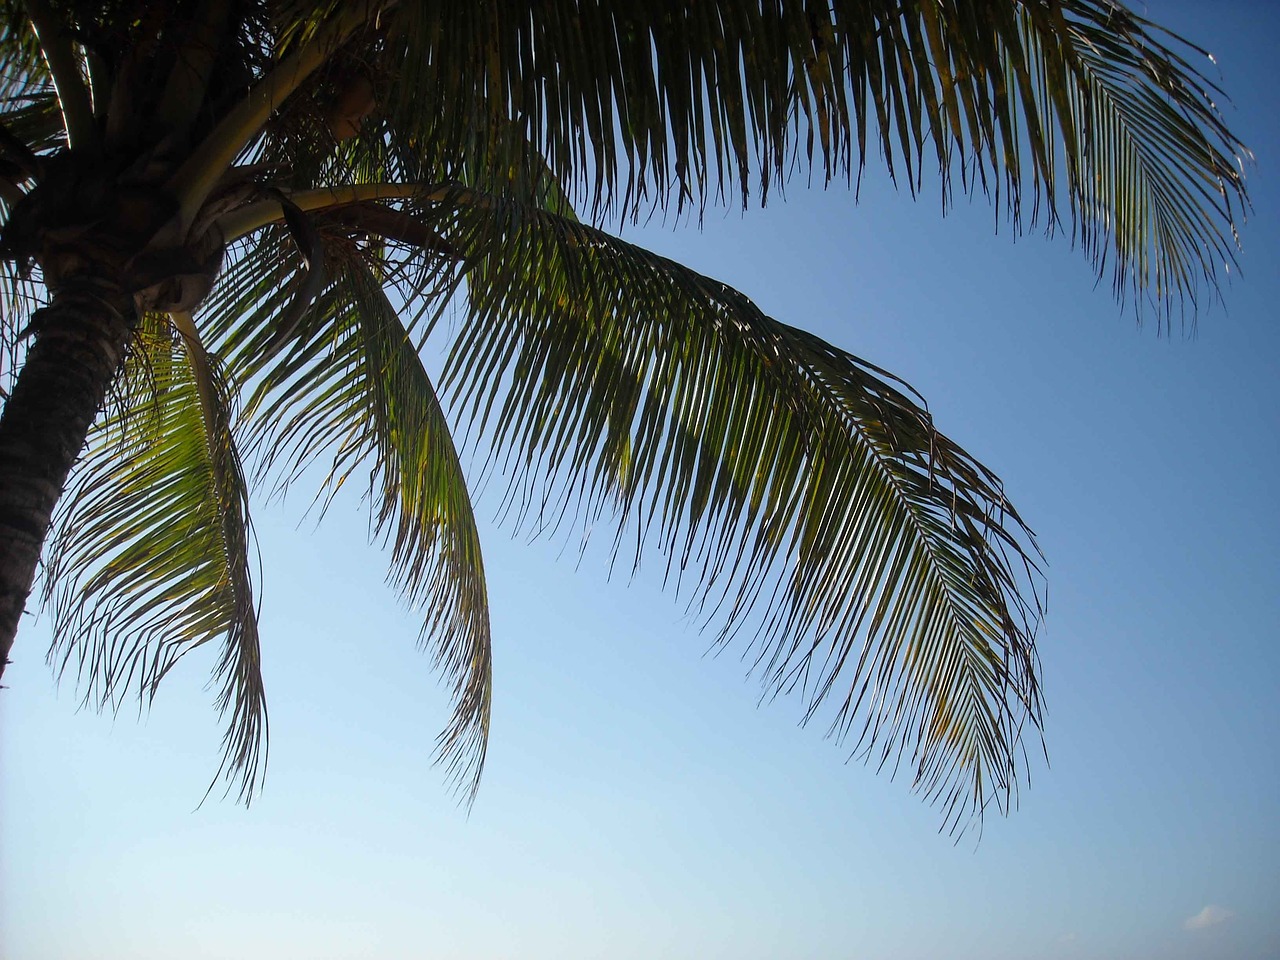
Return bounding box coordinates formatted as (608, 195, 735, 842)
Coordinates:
(0, 0, 1249, 831)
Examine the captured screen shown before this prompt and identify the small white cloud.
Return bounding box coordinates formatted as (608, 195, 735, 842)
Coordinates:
(1184, 905, 1235, 930)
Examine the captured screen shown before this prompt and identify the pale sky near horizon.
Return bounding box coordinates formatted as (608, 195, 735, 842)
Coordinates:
(3, 3, 1278, 959)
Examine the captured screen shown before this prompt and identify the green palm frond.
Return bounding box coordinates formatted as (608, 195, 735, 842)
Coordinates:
(1064, 10, 1247, 313)
(42, 313, 266, 801)
(199, 238, 492, 799)
(441, 195, 1043, 829)
(368, 0, 1247, 313)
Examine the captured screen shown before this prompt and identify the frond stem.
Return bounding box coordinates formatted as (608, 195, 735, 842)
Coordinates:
(216, 181, 458, 241)
(82, 46, 109, 118)
(167, 1, 387, 233)
(24, 0, 97, 150)
(170, 311, 218, 424)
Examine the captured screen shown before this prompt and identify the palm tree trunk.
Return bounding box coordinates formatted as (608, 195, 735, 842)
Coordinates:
(0, 279, 135, 679)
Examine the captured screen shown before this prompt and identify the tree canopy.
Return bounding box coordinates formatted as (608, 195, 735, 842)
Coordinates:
(0, 0, 1249, 832)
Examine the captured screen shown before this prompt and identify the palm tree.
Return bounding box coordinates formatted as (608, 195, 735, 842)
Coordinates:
(0, 0, 1248, 831)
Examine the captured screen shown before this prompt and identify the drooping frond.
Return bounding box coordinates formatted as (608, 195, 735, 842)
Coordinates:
(199, 235, 492, 799)
(368, 0, 1247, 314)
(1061, 10, 1248, 314)
(439, 194, 1043, 830)
(43, 313, 267, 801)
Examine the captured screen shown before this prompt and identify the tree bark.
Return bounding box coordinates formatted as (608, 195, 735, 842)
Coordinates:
(0, 278, 135, 680)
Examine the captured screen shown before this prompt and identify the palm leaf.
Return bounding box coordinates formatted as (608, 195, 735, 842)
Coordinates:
(42, 312, 267, 801)
(199, 238, 493, 799)
(368, 0, 1247, 313)
(1062, 9, 1249, 315)
(0, 1, 53, 105)
(442, 195, 1043, 830)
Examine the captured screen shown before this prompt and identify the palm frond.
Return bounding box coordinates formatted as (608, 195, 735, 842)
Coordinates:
(199, 238, 492, 799)
(369, 0, 1247, 313)
(0, 1, 54, 104)
(1061, 8, 1249, 317)
(442, 195, 1043, 830)
(42, 313, 267, 801)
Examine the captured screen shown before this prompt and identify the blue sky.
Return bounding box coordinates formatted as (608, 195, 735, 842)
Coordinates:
(3, 3, 1278, 958)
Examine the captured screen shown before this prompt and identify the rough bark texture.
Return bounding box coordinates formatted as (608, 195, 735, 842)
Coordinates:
(0, 279, 135, 679)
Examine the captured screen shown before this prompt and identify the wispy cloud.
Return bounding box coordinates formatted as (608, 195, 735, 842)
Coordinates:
(1184, 905, 1234, 931)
